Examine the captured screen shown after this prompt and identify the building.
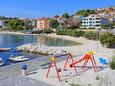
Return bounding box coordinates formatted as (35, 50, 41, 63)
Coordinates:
(36, 17, 49, 30)
(0, 20, 4, 27)
(81, 14, 109, 29)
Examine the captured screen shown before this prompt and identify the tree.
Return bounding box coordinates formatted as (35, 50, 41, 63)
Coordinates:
(5, 18, 24, 31)
(101, 24, 110, 29)
(76, 9, 95, 17)
(62, 13, 70, 19)
(100, 33, 115, 48)
(23, 19, 33, 30)
(67, 17, 81, 29)
(49, 19, 59, 29)
(101, 22, 115, 29)
(5, 18, 34, 31)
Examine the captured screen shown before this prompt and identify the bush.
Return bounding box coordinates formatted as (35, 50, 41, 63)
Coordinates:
(83, 31, 97, 40)
(56, 29, 85, 37)
(96, 75, 100, 80)
(70, 83, 81, 86)
(88, 28, 95, 29)
(109, 56, 115, 70)
(100, 33, 115, 48)
(75, 30, 85, 37)
(38, 29, 53, 34)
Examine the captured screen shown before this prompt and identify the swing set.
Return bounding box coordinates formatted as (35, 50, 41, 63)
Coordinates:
(46, 51, 97, 81)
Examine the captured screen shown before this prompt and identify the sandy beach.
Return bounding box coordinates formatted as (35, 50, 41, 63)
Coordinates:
(47, 33, 114, 56)
(27, 33, 115, 86)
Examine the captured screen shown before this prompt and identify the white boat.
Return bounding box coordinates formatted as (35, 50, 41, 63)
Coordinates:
(0, 57, 4, 66)
(9, 56, 29, 62)
(0, 48, 12, 52)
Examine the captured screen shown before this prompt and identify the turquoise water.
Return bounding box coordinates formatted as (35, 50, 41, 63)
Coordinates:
(0, 34, 80, 65)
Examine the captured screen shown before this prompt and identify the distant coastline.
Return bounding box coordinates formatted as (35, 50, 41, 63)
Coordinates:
(0, 31, 38, 36)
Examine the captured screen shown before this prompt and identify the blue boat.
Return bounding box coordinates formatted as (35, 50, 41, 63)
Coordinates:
(0, 57, 4, 66)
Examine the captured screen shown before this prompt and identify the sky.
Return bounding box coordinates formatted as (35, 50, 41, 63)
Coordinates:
(0, 0, 115, 18)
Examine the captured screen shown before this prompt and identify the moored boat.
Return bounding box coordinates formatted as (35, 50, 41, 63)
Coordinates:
(9, 56, 29, 62)
(0, 48, 12, 52)
(0, 57, 4, 66)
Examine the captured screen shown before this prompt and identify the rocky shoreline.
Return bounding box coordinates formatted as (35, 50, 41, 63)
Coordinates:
(16, 43, 67, 56)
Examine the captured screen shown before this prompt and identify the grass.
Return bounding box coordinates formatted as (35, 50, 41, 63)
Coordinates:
(70, 83, 81, 86)
(88, 84, 92, 86)
(109, 56, 115, 70)
(96, 75, 100, 80)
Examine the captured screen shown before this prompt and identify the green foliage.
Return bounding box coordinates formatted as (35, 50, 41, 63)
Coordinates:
(49, 19, 59, 29)
(5, 19, 24, 31)
(56, 29, 85, 37)
(100, 33, 115, 48)
(101, 24, 110, 29)
(109, 56, 115, 70)
(96, 75, 100, 80)
(75, 30, 85, 37)
(23, 20, 34, 30)
(70, 83, 81, 86)
(83, 31, 97, 40)
(38, 29, 53, 34)
(76, 9, 95, 17)
(101, 22, 115, 29)
(62, 12, 70, 19)
(5, 18, 33, 31)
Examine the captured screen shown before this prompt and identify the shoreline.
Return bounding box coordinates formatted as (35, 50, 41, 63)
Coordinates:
(0, 31, 114, 55)
(47, 33, 115, 56)
(0, 31, 38, 36)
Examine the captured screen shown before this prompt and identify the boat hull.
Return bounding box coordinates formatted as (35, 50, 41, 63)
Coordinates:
(0, 48, 11, 52)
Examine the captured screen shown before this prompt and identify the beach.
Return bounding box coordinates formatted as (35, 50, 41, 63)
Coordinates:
(0, 32, 115, 86)
(47, 33, 114, 56)
(28, 33, 115, 86)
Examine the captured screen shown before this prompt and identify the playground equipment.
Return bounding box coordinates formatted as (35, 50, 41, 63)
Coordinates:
(46, 51, 97, 81)
(70, 51, 97, 73)
(46, 53, 77, 81)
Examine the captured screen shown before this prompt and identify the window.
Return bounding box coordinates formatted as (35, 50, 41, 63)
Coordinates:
(96, 25, 100, 26)
(96, 21, 100, 23)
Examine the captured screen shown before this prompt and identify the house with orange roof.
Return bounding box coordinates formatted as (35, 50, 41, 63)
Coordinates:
(35, 17, 50, 30)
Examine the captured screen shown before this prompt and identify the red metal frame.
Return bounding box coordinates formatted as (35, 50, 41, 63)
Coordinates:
(70, 53, 97, 73)
(46, 53, 76, 81)
(46, 52, 97, 81)
(46, 56, 61, 81)
(63, 53, 77, 74)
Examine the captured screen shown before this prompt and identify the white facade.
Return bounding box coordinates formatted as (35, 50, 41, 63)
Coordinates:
(0, 20, 4, 27)
(82, 14, 101, 29)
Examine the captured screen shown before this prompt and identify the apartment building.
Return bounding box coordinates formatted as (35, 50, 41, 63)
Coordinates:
(81, 14, 108, 29)
(0, 20, 4, 27)
(36, 17, 49, 30)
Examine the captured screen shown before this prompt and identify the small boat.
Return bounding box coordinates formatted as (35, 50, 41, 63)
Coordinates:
(9, 56, 29, 62)
(0, 57, 4, 66)
(0, 48, 12, 52)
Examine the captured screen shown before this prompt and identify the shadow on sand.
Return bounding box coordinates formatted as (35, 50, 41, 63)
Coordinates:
(59, 66, 107, 82)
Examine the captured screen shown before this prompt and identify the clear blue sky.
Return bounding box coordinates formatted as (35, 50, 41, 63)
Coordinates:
(0, 0, 114, 18)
